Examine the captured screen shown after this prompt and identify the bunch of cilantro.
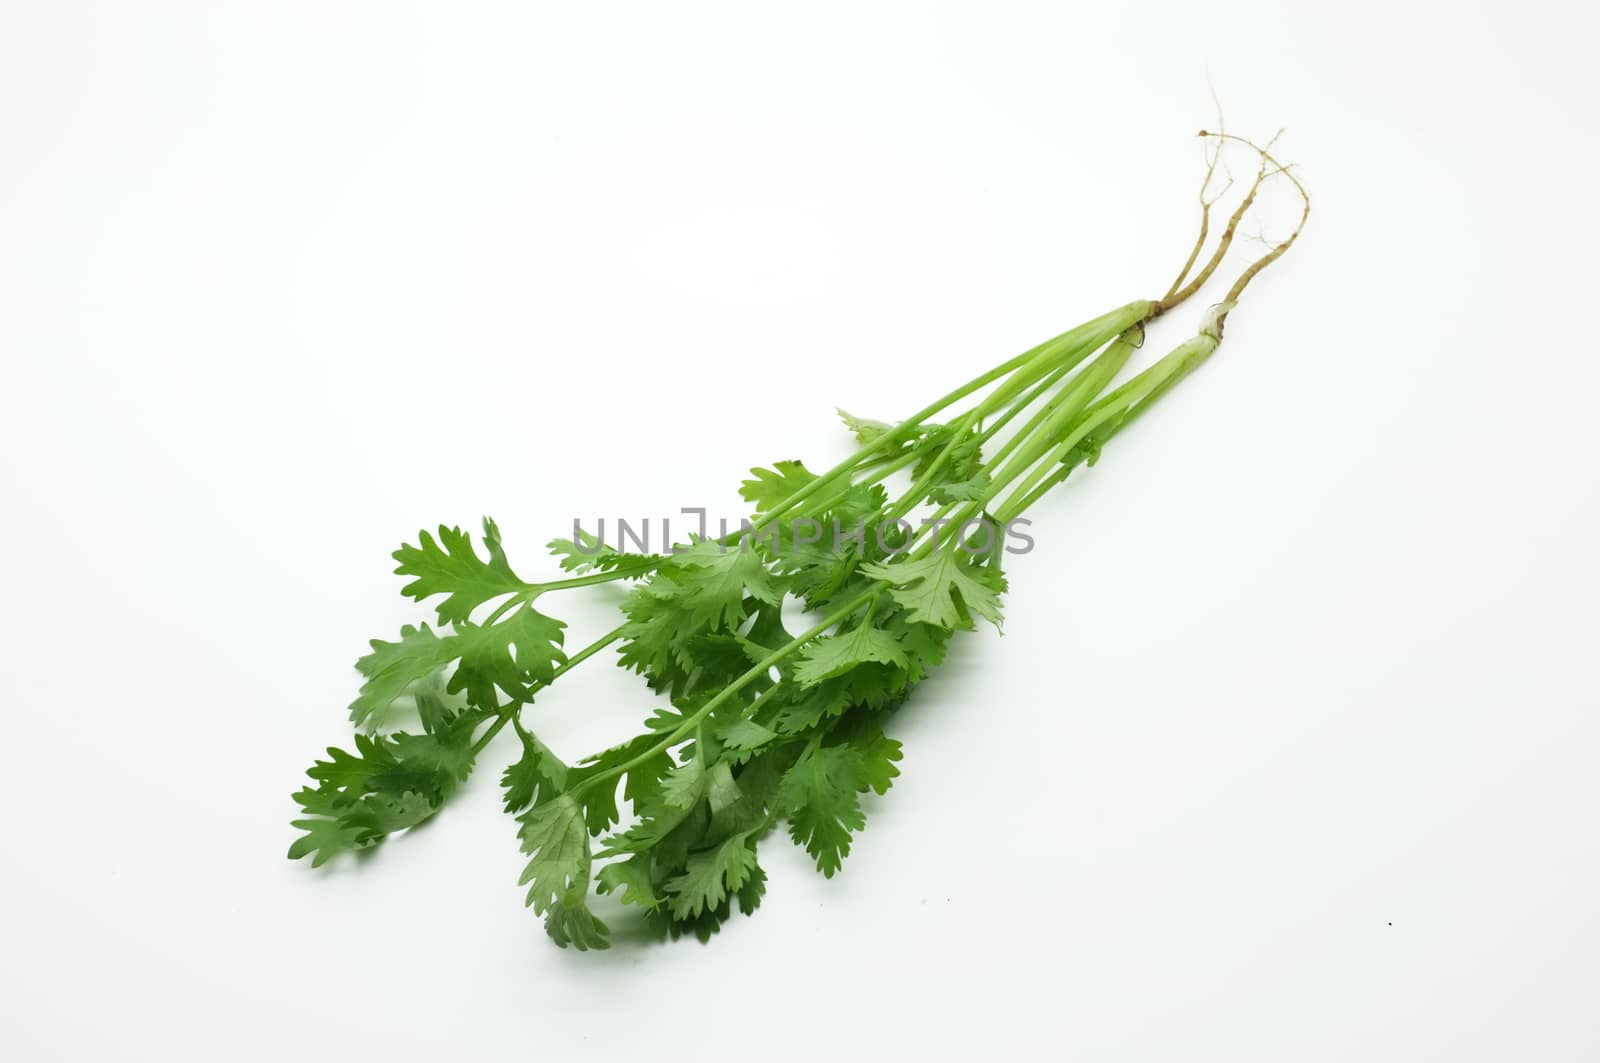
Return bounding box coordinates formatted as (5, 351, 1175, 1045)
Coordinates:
(288, 132, 1308, 949)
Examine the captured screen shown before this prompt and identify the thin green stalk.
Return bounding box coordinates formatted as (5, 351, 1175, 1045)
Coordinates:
(483, 572, 643, 625)
(980, 329, 1136, 476)
(983, 332, 1138, 498)
(972, 359, 1077, 453)
(756, 301, 1151, 528)
(535, 571, 645, 594)
(883, 340, 1096, 522)
(994, 333, 1219, 522)
(470, 715, 513, 756)
(987, 337, 1140, 512)
(471, 625, 627, 754)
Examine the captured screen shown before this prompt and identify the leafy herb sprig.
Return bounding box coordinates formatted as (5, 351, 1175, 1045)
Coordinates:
(289, 132, 1309, 949)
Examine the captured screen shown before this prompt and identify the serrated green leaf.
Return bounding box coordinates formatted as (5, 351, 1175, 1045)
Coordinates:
(792, 620, 909, 687)
(836, 408, 892, 445)
(544, 897, 610, 951)
(717, 718, 778, 756)
(665, 834, 759, 920)
(660, 541, 785, 630)
(913, 425, 983, 484)
(596, 853, 662, 911)
(448, 605, 567, 707)
(548, 527, 662, 579)
(659, 757, 705, 810)
(287, 808, 367, 867)
(355, 790, 435, 835)
(705, 760, 741, 814)
(734, 862, 767, 915)
(709, 749, 793, 837)
(852, 727, 903, 796)
(304, 737, 389, 793)
(928, 469, 992, 504)
(501, 733, 569, 814)
(348, 624, 458, 731)
(768, 678, 853, 734)
(517, 795, 590, 916)
(779, 745, 867, 877)
(860, 550, 1005, 630)
(387, 709, 483, 793)
(739, 460, 817, 514)
(393, 518, 529, 625)
(410, 669, 456, 734)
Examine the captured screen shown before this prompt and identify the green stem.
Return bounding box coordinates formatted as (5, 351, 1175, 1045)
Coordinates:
(981, 332, 1132, 476)
(994, 333, 1219, 522)
(882, 330, 1147, 525)
(981, 329, 1141, 507)
(482, 595, 527, 627)
(972, 359, 1077, 454)
(755, 301, 1150, 529)
(470, 714, 512, 756)
(786, 349, 1087, 538)
(470, 626, 626, 755)
(861, 333, 1140, 556)
(556, 626, 627, 674)
(534, 571, 643, 594)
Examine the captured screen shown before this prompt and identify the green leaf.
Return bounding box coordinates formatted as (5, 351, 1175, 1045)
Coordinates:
(852, 726, 903, 796)
(410, 670, 457, 734)
(913, 426, 983, 483)
(1065, 436, 1103, 470)
(617, 544, 784, 695)
(771, 483, 889, 609)
(387, 709, 482, 795)
(792, 620, 909, 687)
(517, 795, 591, 916)
(716, 718, 779, 763)
(779, 745, 867, 877)
(393, 518, 530, 625)
(883, 611, 953, 683)
(836, 408, 892, 445)
(287, 785, 431, 867)
(928, 469, 992, 504)
(501, 733, 569, 814)
(705, 761, 741, 814)
(352, 790, 436, 836)
(739, 459, 817, 514)
(287, 795, 368, 867)
(734, 862, 767, 916)
(567, 732, 675, 834)
(659, 757, 706, 810)
(304, 738, 389, 793)
(665, 834, 759, 920)
(709, 749, 793, 837)
(682, 632, 763, 690)
(768, 678, 853, 734)
(351, 605, 565, 731)
(348, 624, 457, 731)
(616, 586, 693, 690)
(548, 528, 662, 579)
(658, 540, 785, 630)
(860, 550, 1005, 630)
(621, 747, 676, 811)
(290, 707, 491, 867)
(448, 604, 567, 707)
(596, 853, 662, 911)
(543, 897, 610, 951)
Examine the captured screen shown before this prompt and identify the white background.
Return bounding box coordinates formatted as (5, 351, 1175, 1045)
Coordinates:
(3, 2, 1597, 1060)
